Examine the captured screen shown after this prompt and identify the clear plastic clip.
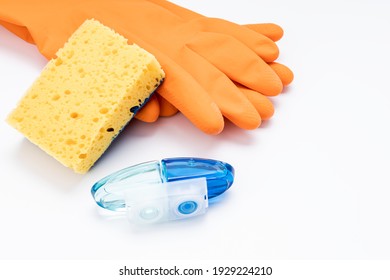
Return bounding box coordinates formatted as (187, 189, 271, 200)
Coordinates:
(125, 178, 208, 224)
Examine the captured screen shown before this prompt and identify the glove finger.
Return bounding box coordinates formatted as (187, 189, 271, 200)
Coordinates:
(134, 95, 160, 122)
(155, 59, 224, 134)
(157, 95, 178, 117)
(244, 23, 284, 42)
(269, 62, 294, 86)
(156, 61, 224, 134)
(187, 32, 283, 96)
(237, 85, 275, 120)
(194, 17, 279, 62)
(178, 46, 262, 129)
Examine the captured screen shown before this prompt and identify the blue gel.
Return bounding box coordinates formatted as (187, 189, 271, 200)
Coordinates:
(161, 158, 234, 199)
(91, 157, 234, 212)
(178, 201, 198, 215)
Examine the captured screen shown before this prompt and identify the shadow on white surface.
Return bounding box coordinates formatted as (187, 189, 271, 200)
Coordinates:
(14, 139, 84, 190)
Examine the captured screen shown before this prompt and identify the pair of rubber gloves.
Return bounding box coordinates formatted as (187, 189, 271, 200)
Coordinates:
(0, 0, 293, 134)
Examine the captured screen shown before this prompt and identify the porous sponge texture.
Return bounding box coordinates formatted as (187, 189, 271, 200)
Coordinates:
(7, 19, 165, 174)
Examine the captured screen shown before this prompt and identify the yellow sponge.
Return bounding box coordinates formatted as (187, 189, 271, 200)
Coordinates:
(7, 19, 165, 174)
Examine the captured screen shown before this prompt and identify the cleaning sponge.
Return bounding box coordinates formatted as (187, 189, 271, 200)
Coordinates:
(7, 19, 165, 173)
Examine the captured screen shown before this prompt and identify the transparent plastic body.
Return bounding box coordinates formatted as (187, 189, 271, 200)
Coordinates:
(91, 161, 162, 211)
(91, 157, 234, 212)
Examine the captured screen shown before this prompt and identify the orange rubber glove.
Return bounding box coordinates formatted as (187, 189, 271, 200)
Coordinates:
(0, 0, 287, 134)
(140, 0, 293, 122)
(147, 0, 294, 86)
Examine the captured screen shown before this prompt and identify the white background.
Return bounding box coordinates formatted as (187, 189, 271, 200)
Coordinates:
(1, 0, 390, 263)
